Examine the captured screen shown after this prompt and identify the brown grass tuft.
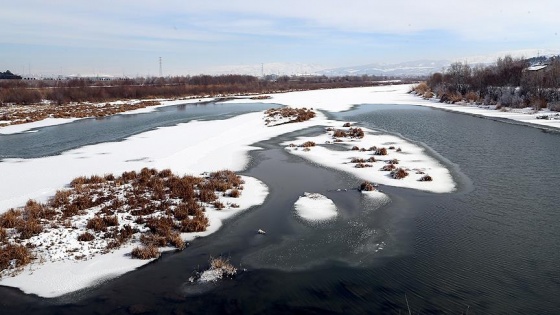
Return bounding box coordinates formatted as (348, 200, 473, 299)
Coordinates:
(419, 175, 433, 182)
(131, 245, 160, 260)
(0, 243, 33, 271)
(391, 168, 409, 179)
(77, 231, 95, 242)
(360, 181, 376, 191)
(375, 147, 388, 155)
(86, 216, 107, 232)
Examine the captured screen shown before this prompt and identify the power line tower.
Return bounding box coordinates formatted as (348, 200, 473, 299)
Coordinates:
(159, 57, 163, 77)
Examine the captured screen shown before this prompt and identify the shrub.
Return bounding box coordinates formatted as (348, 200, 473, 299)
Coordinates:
(343, 122, 351, 127)
(375, 148, 388, 155)
(213, 201, 225, 210)
(414, 82, 430, 95)
(86, 216, 107, 232)
(355, 163, 372, 168)
(198, 186, 217, 203)
(180, 213, 209, 232)
(0, 243, 32, 271)
(209, 256, 237, 276)
(169, 232, 185, 250)
(228, 188, 241, 198)
(419, 175, 433, 182)
(367, 157, 376, 162)
(360, 181, 376, 191)
(381, 164, 396, 171)
(391, 168, 409, 179)
(332, 129, 347, 138)
(16, 218, 43, 239)
(50, 190, 71, 208)
(465, 91, 479, 103)
(0, 209, 22, 228)
(351, 158, 366, 163)
(389, 159, 399, 164)
(351, 146, 360, 151)
(77, 232, 95, 242)
(348, 128, 364, 138)
(103, 215, 119, 227)
(131, 245, 160, 259)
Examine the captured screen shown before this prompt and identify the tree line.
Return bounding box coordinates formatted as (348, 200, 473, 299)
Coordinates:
(420, 56, 560, 111)
(0, 74, 409, 106)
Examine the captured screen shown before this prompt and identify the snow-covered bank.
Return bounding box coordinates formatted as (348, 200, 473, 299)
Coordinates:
(0, 98, 211, 135)
(294, 193, 338, 221)
(0, 174, 267, 298)
(284, 124, 456, 193)
(229, 85, 560, 130)
(0, 117, 80, 135)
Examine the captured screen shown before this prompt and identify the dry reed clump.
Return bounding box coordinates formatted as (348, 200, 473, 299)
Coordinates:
(264, 107, 316, 124)
(77, 232, 95, 242)
(209, 256, 237, 277)
(350, 158, 367, 163)
(16, 219, 43, 239)
(0, 243, 33, 272)
(391, 168, 409, 179)
(348, 128, 364, 139)
(213, 201, 225, 210)
(389, 159, 399, 164)
(300, 141, 316, 148)
(131, 245, 160, 260)
(228, 188, 241, 198)
(375, 147, 388, 155)
(343, 122, 351, 127)
(381, 164, 396, 171)
(0, 209, 22, 229)
(0, 100, 163, 127)
(414, 82, 430, 95)
(355, 163, 372, 168)
(367, 157, 376, 163)
(180, 212, 209, 233)
(332, 129, 347, 138)
(360, 181, 376, 192)
(351, 146, 360, 151)
(419, 175, 433, 182)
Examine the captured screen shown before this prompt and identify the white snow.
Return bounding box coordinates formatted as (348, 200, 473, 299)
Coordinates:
(0, 98, 212, 135)
(284, 125, 456, 193)
(294, 192, 337, 221)
(0, 117, 80, 135)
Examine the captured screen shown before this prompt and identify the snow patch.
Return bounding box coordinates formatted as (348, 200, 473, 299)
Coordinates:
(294, 192, 337, 221)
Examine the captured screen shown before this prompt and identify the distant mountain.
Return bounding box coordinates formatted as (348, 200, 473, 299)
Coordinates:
(205, 62, 326, 76)
(316, 60, 452, 77)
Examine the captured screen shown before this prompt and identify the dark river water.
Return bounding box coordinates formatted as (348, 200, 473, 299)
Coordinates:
(1, 103, 560, 314)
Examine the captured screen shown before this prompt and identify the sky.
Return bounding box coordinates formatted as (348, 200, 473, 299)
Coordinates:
(2, 0, 559, 77)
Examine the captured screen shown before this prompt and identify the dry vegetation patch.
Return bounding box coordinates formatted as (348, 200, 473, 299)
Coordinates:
(264, 107, 316, 126)
(0, 168, 247, 276)
(0, 101, 161, 126)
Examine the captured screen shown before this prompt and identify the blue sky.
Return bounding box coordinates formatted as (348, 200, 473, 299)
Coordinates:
(2, 0, 559, 76)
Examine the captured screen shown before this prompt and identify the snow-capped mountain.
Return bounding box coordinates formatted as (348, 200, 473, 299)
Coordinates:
(205, 62, 326, 76)
(316, 60, 451, 77)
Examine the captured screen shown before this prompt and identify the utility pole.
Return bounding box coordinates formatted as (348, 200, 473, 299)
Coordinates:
(159, 57, 163, 77)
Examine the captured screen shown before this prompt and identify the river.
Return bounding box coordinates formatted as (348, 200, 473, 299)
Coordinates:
(1, 102, 559, 314)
